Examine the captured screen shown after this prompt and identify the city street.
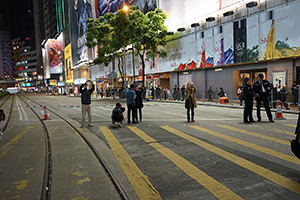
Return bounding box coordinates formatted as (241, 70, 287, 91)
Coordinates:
(1, 93, 300, 200)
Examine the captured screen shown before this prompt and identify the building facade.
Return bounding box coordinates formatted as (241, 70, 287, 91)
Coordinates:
(0, 31, 12, 78)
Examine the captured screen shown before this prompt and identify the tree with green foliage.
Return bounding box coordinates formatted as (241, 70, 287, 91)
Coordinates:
(86, 6, 168, 87)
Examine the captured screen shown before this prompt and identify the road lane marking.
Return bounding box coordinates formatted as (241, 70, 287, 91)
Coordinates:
(219, 125, 290, 146)
(16, 98, 23, 121)
(190, 126, 300, 165)
(100, 127, 162, 200)
(161, 126, 300, 196)
(128, 126, 243, 200)
(249, 124, 294, 136)
(284, 124, 296, 128)
(0, 126, 34, 158)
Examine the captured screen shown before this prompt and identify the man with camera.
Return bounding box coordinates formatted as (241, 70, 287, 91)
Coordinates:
(80, 80, 95, 127)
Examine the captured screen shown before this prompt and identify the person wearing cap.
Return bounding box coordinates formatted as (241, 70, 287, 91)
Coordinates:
(79, 80, 95, 127)
(243, 77, 256, 123)
(253, 73, 274, 122)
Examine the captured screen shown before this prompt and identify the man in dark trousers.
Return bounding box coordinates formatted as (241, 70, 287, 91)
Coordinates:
(125, 84, 137, 124)
(80, 80, 95, 127)
(243, 77, 256, 123)
(253, 74, 274, 122)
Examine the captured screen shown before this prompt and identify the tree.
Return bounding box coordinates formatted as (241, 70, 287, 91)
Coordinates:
(86, 6, 168, 87)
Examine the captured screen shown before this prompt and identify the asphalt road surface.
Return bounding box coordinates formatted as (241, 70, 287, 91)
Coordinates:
(1, 93, 300, 200)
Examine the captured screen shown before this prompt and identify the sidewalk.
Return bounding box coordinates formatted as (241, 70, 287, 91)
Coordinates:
(65, 94, 299, 114)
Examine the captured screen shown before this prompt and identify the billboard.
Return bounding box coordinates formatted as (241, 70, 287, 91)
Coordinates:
(160, 0, 243, 30)
(259, 19, 275, 60)
(64, 44, 74, 83)
(129, 0, 157, 14)
(223, 23, 234, 65)
(247, 15, 259, 62)
(44, 39, 63, 74)
(274, 3, 300, 58)
(234, 19, 247, 63)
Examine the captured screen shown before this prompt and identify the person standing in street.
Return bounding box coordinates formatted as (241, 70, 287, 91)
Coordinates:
(80, 80, 95, 128)
(185, 82, 197, 122)
(135, 86, 144, 122)
(243, 78, 256, 123)
(163, 86, 168, 100)
(253, 73, 274, 122)
(280, 85, 290, 110)
(125, 84, 137, 124)
(173, 85, 177, 101)
(208, 86, 213, 101)
(181, 85, 186, 101)
(237, 87, 243, 106)
(292, 81, 299, 105)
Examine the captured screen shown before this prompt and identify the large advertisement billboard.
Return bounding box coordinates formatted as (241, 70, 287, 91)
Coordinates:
(247, 15, 259, 62)
(64, 44, 74, 83)
(259, 19, 275, 60)
(274, 3, 300, 58)
(44, 39, 63, 74)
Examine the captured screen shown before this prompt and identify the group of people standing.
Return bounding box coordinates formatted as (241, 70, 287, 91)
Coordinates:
(243, 73, 275, 123)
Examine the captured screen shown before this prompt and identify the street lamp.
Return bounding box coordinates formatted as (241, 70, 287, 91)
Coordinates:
(41, 65, 45, 86)
(123, 5, 129, 12)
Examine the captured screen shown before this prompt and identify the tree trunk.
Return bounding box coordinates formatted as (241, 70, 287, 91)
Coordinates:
(140, 49, 146, 87)
(118, 57, 124, 89)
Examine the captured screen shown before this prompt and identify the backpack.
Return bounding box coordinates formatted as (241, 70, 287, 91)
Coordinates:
(240, 92, 245, 101)
(112, 107, 122, 121)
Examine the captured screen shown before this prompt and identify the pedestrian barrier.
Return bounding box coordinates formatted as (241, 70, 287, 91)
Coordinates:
(274, 101, 286, 120)
(43, 106, 49, 120)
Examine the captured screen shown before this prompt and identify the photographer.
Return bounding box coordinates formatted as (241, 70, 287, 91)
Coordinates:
(79, 80, 95, 127)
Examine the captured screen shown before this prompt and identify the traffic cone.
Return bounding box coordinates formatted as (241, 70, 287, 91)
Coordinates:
(43, 106, 49, 120)
(274, 100, 286, 120)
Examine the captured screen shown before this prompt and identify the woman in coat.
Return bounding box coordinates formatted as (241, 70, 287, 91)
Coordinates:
(135, 86, 144, 122)
(185, 82, 197, 122)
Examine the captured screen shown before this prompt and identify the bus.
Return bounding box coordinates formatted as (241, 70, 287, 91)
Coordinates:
(6, 87, 18, 94)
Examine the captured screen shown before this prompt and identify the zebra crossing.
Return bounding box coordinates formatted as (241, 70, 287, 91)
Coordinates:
(98, 123, 300, 200)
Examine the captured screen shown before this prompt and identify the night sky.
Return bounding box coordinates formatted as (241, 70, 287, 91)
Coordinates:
(0, 0, 35, 48)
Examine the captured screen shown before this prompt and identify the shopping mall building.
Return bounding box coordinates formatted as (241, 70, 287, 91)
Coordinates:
(42, 0, 300, 100)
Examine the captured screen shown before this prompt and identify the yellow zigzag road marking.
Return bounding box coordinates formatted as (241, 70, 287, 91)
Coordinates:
(219, 125, 290, 146)
(190, 126, 300, 165)
(100, 127, 162, 200)
(161, 126, 300, 196)
(284, 124, 296, 128)
(129, 126, 243, 200)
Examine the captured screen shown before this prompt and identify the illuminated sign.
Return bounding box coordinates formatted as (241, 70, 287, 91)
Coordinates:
(19, 67, 24, 70)
(25, 82, 31, 87)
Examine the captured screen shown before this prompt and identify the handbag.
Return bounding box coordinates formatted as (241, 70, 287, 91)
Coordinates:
(185, 98, 191, 109)
(291, 139, 300, 159)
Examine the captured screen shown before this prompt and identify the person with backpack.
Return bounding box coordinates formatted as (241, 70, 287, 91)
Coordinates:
(243, 77, 256, 123)
(111, 103, 125, 127)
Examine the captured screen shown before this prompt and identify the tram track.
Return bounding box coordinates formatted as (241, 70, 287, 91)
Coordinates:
(18, 94, 129, 200)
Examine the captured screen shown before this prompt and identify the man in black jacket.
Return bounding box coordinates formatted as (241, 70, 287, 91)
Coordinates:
(243, 78, 256, 123)
(253, 74, 274, 122)
(80, 80, 95, 127)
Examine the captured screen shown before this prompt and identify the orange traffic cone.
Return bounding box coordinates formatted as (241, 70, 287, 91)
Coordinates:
(274, 100, 286, 120)
(43, 106, 49, 120)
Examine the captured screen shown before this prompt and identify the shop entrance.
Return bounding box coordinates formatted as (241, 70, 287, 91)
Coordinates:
(232, 68, 267, 98)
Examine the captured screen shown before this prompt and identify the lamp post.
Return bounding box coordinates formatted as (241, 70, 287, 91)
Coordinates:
(41, 66, 45, 86)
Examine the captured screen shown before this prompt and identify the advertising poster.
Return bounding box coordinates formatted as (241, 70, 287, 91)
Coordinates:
(45, 39, 63, 74)
(64, 44, 74, 83)
(274, 3, 300, 59)
(42, 48, 50, 79)
(247, 15, 259, 61)
(259, 19, 275, 60)
(214, 33, 224, 66)
(156, 34, 197, 72)
(97, 0, 127, 17)
(69, 0, 96, 66)
(197, 38, 206, 68)
(57, 33, 64, 70)
(205, 30, 214, 67)
(234, 19, 247, 63)
(223, 23, 234, 64)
